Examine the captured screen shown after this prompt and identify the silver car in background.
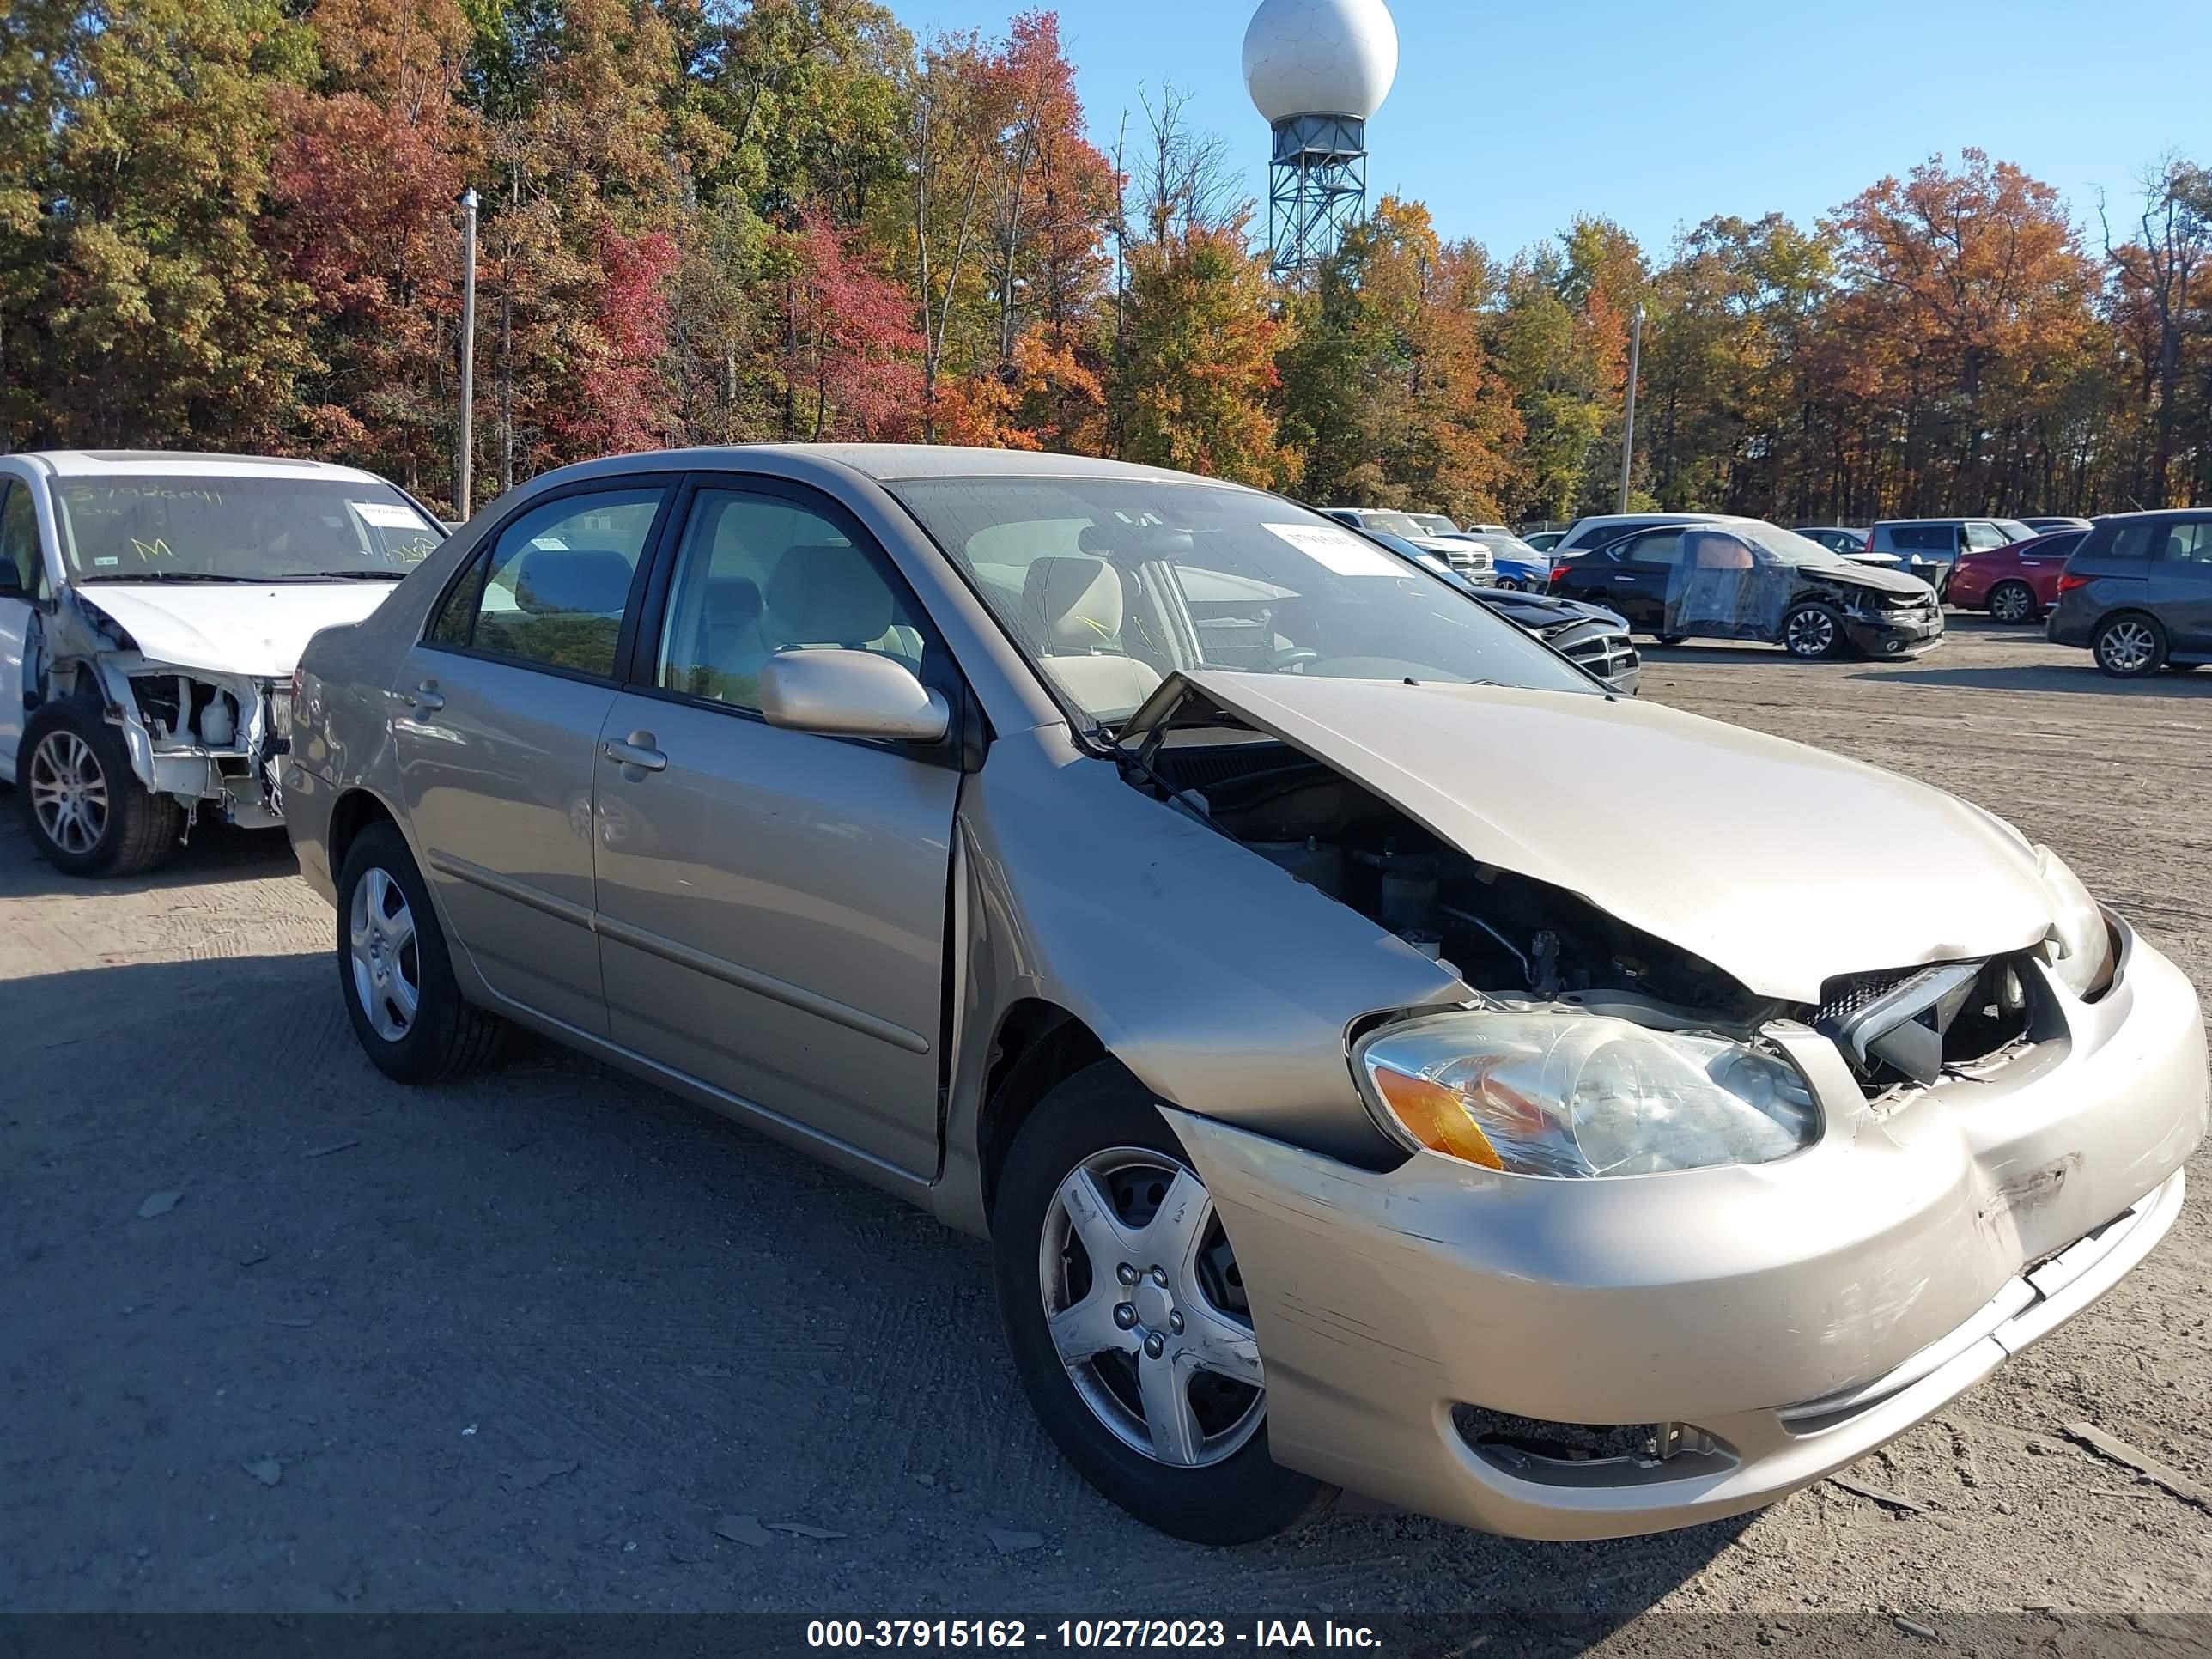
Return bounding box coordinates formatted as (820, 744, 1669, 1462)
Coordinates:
(286, 447, 2205, 1545)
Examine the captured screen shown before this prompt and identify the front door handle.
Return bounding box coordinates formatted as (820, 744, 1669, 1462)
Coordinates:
(601, 732, 668, 775)
(403, 679, 445, 714)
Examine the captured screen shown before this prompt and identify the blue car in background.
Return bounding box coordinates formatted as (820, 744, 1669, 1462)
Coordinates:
(1452, 531, 1554, 591)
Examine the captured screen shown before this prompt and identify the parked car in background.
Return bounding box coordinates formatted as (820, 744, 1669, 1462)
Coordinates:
(1551, 512, 1759, 557)
(2021, 516, 2094, 534)
(1551, 520, 1942, 659)
(0, 449, 444, 876)
(1865, 518, 2037, 597)
(289, 443, 2203, 1546)
(1947, 528, 2089, 623)
(1455, 532, 1553, 592)
(1322, 507, 1493, 581)
(1522, 530, 1566, 552)
(1459, 522, 1516, 538)
(1365, 530, 1640, 694)
(2047, 508, 2212, 678)
(1796, 526, 1869, 556)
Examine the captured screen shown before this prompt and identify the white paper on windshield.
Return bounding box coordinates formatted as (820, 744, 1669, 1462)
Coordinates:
(1263, 521, 1403, 578)
(351, 501, 428, 530)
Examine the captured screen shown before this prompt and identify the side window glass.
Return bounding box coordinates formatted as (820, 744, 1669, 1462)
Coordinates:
(2154, 521, 2212, 566)
(2111, 523, 2158, 562)
(444, 489, 664, 676)
(656, 489, 933, 712)
(1964, 522, 2008, 552)
(1624, 531, 1682, 568)
(0, 483, 46, 598)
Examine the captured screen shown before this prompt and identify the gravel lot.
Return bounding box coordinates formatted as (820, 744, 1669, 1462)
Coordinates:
(3, 618, 2209, 1648)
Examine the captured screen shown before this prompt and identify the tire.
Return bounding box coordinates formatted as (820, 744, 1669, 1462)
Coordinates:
(1657, 634, 1686, 647)
(1987, 581, 2039, 625)
(17, 699, 179, 878)
(2092, 612, 2167, 679)
(336, 821, 506, 1085)
(993, 1063, 1334, 1544)
(1782, 603, 1848, 660)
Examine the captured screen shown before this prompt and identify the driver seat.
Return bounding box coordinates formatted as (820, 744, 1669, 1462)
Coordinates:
(1019, 556, 1161, 713)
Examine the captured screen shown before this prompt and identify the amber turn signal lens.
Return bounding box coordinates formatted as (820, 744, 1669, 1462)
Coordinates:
(1370, 1065, 1504, 1170)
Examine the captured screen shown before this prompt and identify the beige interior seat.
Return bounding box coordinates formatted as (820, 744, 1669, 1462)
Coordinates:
(1019, 555, 1162, 714)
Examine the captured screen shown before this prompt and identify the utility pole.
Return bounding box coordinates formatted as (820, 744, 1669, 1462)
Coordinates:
(456, 187, 479, 523)
(1618, 302, 1644, 514)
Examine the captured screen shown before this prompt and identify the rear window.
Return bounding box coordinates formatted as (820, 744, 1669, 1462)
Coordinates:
(1887, 525, 1957, 552)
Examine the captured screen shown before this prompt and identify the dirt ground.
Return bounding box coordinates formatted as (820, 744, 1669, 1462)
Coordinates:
(3, 617, 2209, 1650)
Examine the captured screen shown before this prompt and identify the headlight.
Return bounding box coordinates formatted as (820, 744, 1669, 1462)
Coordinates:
(1354, 1012, 1821, 1179)
(2036, 846, 2115, 1000)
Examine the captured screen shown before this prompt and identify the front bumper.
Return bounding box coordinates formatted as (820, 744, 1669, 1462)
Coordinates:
(1842, 609, 1945, 655)
(1168, 919, 2206, 1540)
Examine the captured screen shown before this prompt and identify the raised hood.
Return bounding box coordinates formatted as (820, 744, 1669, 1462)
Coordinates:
(71, 583, 396, 679)
(1123, 672, 2056, 1004)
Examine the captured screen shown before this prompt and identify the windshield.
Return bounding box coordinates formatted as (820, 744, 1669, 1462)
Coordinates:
(55, 475, 445, 583)
(1467, 533, 1543, 562)
(1735, 524, 1852, 568)
(1410, 514, 1459, 536)
(1352, 509, 1427, 538)
(1996, 520, 2038, 542)
(894, 477, 1605, 726)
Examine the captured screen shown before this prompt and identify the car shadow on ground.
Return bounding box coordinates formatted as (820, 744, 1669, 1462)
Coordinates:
(3, 947, 1753, 1624)
(0, 798, 298, 897)
(1854, 664, 2212, 696)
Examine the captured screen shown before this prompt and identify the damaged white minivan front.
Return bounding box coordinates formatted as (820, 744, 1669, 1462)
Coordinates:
(1, 452, 444, 877)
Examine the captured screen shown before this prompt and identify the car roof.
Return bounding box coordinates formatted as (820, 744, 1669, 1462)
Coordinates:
(2080, 507, 2206, 521)
(702, 444, 1222, 486)
(20, 449, 393, 485)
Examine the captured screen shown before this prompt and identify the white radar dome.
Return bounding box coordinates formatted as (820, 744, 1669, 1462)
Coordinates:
(1243, 0, 1400, 125)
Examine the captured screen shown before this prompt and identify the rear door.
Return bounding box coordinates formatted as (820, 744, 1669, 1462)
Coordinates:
(590, 476, 963, 1176)
(1588, 528, 1678, 629)
(2147, 516, 2212, 652)
(395, 480, 676, 1036)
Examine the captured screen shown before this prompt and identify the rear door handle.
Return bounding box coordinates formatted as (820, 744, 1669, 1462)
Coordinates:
(601, 733, 668, 775)
(403, 680, 445, 714)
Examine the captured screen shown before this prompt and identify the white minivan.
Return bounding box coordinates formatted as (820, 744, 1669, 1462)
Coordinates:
(0, 450, 446, 876)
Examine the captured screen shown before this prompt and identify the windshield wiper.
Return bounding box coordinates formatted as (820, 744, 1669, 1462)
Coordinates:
(77, 570, 258, 584)
(289, 569, 409, 582)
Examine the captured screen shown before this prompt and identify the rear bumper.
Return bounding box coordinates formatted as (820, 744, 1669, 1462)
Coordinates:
(1169, 918, 2206, 1540)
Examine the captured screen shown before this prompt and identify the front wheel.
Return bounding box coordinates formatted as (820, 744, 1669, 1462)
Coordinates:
(1782, 603, 1847, 660)
(2092, 613, 2167, 679)
(337, 821, 506, 1084)
(993, 1065, 1333, 1544)
(18, 699, 179, 878)
(1987, 581, 2039, 625)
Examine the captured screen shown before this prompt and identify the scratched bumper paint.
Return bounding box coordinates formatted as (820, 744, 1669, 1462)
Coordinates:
(1166, 916, 2207, 1540)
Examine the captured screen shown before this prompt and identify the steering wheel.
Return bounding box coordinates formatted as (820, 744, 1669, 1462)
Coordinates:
(1270, 646, 1322, 673)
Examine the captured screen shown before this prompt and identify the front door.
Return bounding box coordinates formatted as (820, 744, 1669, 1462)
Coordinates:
(1597, 529, 1680, 632)
(2148, 516, 2212, 653)
(592, 481, 961, 1176)
(394, 482, 672, 1036)
(0, 477, 51, 781)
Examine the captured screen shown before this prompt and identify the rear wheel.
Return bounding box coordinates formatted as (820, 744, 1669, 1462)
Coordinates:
(1987, 581, 2038, 625)
(993, 1064, 1333, 1544)
(2092, 613, 2167, 679)
(1782, 603, 1847, 660)
(18, 699, 179, 878)
(337, 821, 506, 1084)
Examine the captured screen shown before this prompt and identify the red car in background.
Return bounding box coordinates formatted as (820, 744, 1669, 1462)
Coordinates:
(1948, 527, 2089, 623)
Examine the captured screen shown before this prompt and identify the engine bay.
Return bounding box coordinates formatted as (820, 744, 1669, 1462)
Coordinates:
(1126, 725, 1775, 1028)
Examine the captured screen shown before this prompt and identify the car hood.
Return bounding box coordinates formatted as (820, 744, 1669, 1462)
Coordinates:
(1477, 592, 1624, 629)
(1800, 561, 1936, 597)
(1124, 671, 2055, 1003)
(69, 582, 398, 678)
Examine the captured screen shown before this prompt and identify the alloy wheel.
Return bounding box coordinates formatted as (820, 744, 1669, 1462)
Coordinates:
(1786, 608, 1837, 658)
(2099, 619, 2158, 676)
(1990, 583, 2035, 624)
(1037, 1147, 1265, 1468)
(27, 731, 109, 856)
(349, 866, 422, 1042)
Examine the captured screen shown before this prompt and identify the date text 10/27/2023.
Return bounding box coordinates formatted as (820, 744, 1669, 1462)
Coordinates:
(805, 1620, 1384, 1650)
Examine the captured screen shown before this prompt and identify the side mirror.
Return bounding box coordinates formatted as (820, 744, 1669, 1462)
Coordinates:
(758, 649, 950, 744)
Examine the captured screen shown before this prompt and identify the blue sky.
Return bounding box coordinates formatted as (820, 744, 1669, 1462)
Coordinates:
(895, 0, 2212, 260)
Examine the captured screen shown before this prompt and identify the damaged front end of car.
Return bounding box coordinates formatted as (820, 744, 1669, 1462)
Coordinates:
(1098, 670, 2206, 1539)
(46, 590, 293, 830)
